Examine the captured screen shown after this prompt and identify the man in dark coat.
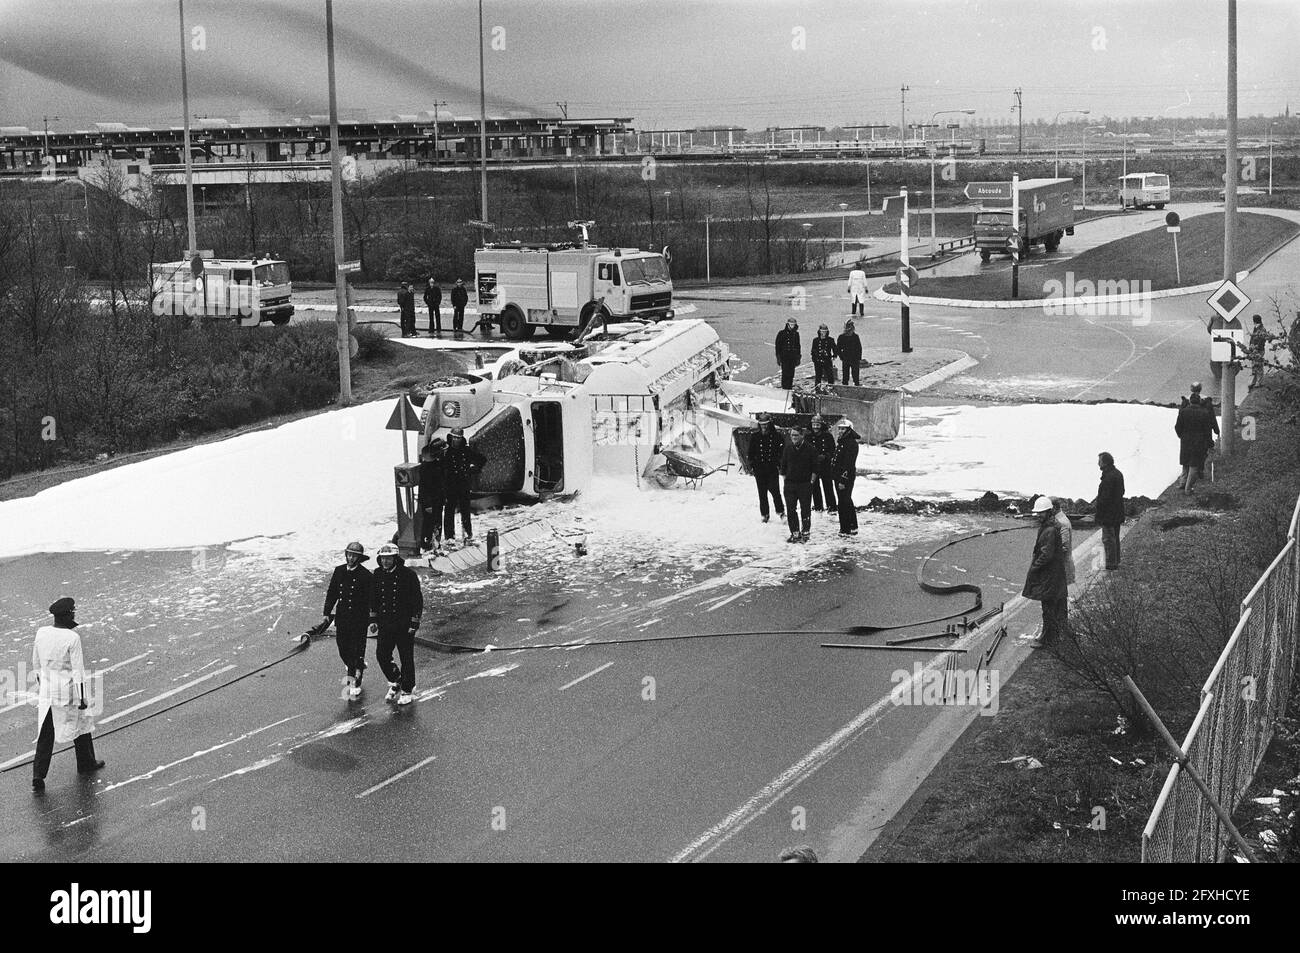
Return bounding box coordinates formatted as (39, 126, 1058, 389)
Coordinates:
(837, 320, 863, 386)
(442, 427, 487, 543)
(1174, 383, 1218, 493)
(423, 278, 443, 336)
(831, 417, 860, 535)
(807, 414, 837, 512)
(369, 543, 423, 705)
(323, 542, 372, 698)
(780, 426, 818, 542)
(1094, 452, 1125, 570)
(811, 325, 838, 385)
(397, 282, 416, 337)
(417, 438, 447, 552)
(775, 318, 801, 390)
(747, 413, 785, 523)
(1023, 496, 1068, 648)
(450, 278, 470, 333)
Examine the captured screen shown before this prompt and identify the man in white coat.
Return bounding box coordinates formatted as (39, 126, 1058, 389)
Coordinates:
(32, 597, 103, 793)
(847, 267, 869, 318)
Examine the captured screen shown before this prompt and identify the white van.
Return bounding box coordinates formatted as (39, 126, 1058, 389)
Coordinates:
(1119, 173, 1171, 210)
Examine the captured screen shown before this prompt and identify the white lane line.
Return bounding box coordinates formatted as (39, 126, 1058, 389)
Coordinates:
(670, 595, 1041, 864)
(356, 755, 438, 798)
(558, 661, 614, 692)
(99, 665, 236, 725)
(103, 714, 302, 792)
(705, 589, 749, 612)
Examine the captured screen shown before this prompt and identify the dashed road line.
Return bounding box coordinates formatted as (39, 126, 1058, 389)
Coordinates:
(558, 661, 615, 692)
(356, 755, 438, 798)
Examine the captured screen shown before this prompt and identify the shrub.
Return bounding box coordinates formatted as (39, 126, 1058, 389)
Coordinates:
(352, 323, 394, 362)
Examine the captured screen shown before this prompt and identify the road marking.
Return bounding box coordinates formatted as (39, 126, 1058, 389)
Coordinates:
(558, 661, 614, 692)
(99, 665, 236, 725)
(356, 755, 438, 798)
(705, 590, 749, 612)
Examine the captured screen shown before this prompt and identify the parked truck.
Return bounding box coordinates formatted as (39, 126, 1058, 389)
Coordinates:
(150, 256, 294, 325)
(972, 178, 1075, 261)
(474, 242, 674, 341)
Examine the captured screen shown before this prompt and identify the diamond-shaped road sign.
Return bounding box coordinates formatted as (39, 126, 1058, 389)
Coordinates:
(1207, 279, 1250, 322)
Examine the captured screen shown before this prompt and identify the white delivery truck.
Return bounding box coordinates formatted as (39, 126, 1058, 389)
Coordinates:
(474, 242, 674, 341)
(150, 256, 294, 326)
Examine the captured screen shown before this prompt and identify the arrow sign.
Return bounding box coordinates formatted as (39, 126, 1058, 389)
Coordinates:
(964, 181, 1012, 201)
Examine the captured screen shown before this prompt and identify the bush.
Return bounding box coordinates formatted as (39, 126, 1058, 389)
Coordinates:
(352, 323, 394, 362)
(385, 246, 437, 284)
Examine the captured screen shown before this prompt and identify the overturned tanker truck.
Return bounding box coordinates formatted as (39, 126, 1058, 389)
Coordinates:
(412, 319, 734, 506)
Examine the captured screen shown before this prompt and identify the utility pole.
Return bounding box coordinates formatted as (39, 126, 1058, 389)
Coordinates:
(1221, 0, 1239, 457)
(555, 101, 569, 120)
(177, 1, 196, 255)
(900, 84, 910, 158)
(431, 100, 447, 161)
(1013, 87, 1023, 155)
(325, 0, 352, 406)
(477, 0, 489, 239)
(42, 115, 59, 163)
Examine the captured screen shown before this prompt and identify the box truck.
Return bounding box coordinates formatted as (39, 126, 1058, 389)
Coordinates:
(973, 178, 1075, 261)
(474, 242, 674, 341)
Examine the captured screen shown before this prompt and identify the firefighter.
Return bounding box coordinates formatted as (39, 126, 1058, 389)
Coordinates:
(747, 413, 785, 523)
(808, 414, 838, 513)
(450, 279, 469, 333)
(397, 281, 416, 337)
(322, 542, 372, 699)
(369, 544, 423, 705)
(417, 438, 447, 553)
(423, 278, 443, 336)
(442, 427, 487, 545)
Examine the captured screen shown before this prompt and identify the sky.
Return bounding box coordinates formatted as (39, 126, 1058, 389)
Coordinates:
(1, 0, 1297, 134)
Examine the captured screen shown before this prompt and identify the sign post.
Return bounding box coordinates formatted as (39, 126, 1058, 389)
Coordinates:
(1207, 278, 1250, 458)
(899, 189, 912, 352)
(1010, 173, 1020, 299)
(1166, 211, 1182, 284)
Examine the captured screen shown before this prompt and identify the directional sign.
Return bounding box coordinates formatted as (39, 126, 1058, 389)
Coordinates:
(338, 259, 361, 274)
(1207, 279, 1250, 322)
(964, 181, 1012, 202)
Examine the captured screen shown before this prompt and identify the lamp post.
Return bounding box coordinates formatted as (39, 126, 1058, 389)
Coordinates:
(1267, 121, 1277, 195)
(838, 202, 848, 255)
(1053, 109, 1090, 177)
(177, 0, 196, 255)
(929, 109, 974, 256)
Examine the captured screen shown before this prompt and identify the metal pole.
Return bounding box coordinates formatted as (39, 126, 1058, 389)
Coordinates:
(325, 0, 353, 406)
(705, 214, 711, 284)
(1222, 0, 1238, 457)
(1123, 677, 1257, 862)
(1081, 128, 1087, 209)
(178, 0, 196, 254)
(1268, 125, 1274, 195)
(478, 0, 488, 233)
(1173, 231, 1181, 284)
(900, 189, 911, 353)
(1010, 172, 1020, 298)
(929, 147, 936, 256)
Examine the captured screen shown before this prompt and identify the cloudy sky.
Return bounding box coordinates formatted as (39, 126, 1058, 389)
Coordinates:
(1, 0, 1296, 133)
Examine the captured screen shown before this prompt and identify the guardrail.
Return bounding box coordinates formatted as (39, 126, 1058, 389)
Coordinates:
(929, 235, 976, 259)
(1140, 492, 1300, 862)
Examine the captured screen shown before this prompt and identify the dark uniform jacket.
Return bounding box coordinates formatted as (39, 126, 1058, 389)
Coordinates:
(418, 454, 445, 505)
(324, 564, 372, 622)
(836, 331, 862, 367)
(1095, 466, 1126, 527)
(1022, 520, 1067, 602)
(780, 440, 818, 484)
(370, 557, 423, 627)
(811, 336, 838, 366)
(747, 428, 785, 475)
(443, 441, 487, 492)
(831, 431, 860, 483)
(397, 289, 415, 316)
(775, 327, 801, 366)
(808, 429, 836, 472)
(423, 284, 442, 309)
(1175, 400, 1218, 452)
(450, 284, 469, 308)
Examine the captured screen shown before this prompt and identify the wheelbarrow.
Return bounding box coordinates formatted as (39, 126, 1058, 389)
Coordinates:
(650, 449, 733, 490)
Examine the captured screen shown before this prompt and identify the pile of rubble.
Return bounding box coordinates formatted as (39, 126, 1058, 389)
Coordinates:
(862, 490, 1160, 519)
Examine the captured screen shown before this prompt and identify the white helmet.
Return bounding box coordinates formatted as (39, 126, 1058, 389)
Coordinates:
(1032, 496, 1054, 514)
(376, 543, 400, 558)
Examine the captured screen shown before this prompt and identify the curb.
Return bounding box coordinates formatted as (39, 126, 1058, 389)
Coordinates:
(871, 270, 1252, 309)
(900, 354, 979, 393)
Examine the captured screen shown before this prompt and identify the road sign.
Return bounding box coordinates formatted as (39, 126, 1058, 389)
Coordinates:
(338, 259, 361, 274)
(1207, 279, 1250, 322)
(467, 219, 495, 229)
(182, 249, 214, 260)
(964, 181, 1012, 202)
(1165, 212, 1180, 228)
(896, 264, 919, 286)
(1166, 226, 1181, 234)
(385, 395, 425, 432)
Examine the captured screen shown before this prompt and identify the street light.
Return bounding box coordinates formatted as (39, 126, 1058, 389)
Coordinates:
(838, 202, 848, 255)
(1053, 109, 1090, 177)
(930, 109, 975, 255)
(1268, 121, 1277, 195)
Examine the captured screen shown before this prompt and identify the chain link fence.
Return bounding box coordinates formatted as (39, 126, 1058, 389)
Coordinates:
(1141, 492, 1300, 862)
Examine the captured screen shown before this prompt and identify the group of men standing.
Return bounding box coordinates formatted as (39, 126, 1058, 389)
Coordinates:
(397, 278, 470, 337)
(1174, 381, 1220, 495)
(774, 318, 866, 389)
(747, 413, 860, 542)
(322, 541, 424, 705)
(416, 429, 488, 552)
